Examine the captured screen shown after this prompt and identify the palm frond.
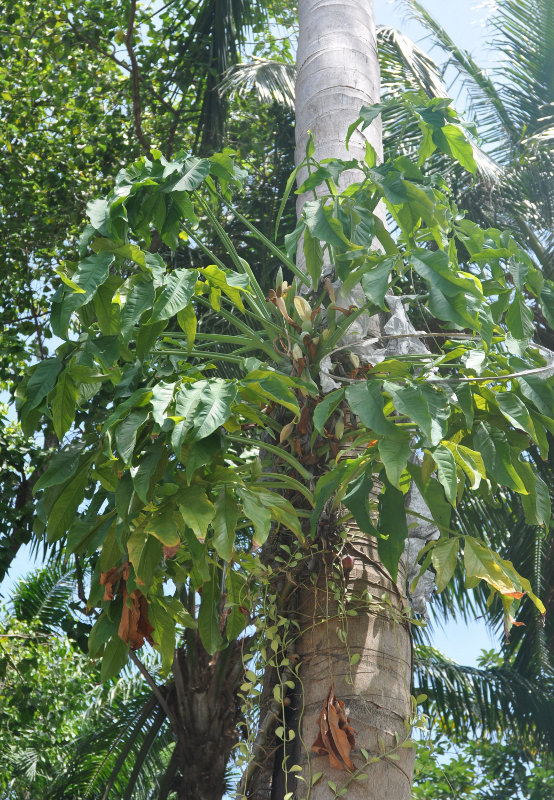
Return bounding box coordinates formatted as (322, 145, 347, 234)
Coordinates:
(10, 562, 77, 632)
(490, 0, 554, 137)
(220, 57, 295, 109)
(400, 0, 518, 149)
(414, 644, 554, 748)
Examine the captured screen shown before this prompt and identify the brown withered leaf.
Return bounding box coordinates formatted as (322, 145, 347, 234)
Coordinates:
(118, 586, 155, 650)
(100, 565, 124, 602)
(311, 684, 356, 771)
(163, 543, 180, 560)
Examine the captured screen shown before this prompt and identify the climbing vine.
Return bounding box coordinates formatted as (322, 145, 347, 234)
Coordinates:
(16, 91, 553, 790)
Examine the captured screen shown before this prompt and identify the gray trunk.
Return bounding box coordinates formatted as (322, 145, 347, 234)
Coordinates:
(289, 2, 414, 798)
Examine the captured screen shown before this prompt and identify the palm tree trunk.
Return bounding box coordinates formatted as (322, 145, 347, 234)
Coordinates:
(264, 2, 415, 798)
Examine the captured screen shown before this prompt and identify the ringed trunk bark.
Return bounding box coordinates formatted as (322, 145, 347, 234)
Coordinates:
(285, 1, 415, 798)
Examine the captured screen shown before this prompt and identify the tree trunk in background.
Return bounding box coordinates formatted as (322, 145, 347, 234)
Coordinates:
(295, 0, 382, 174)
(290, 2, 414, 799)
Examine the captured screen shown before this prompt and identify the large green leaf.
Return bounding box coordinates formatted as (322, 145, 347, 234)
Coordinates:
(120, 278, 155, 342)
(151, 269, 197, 322)
(198, 567, 223, 655)
(148, 601, 177, 673)
(496, 392, 537, 443)
(431, 538, 459, 593)
(212, 487, 239, 560)
(384, 382, 439, 444)
(177, 487, 215, 542)
(313, 389, 344, 435)
(432, 444, 458, 506)
(240, 488, 272, 546)
(346, 381, 398, 435)
(114, 408, 149, 465)
(343, 472, 376, 535)
(378, 477, 409, 581)
(100, 636, 129, 682)
(50, 369, 79, 439)
(360, 259, 394, 310)
(473, 422, 527, 493)
(378, 434, 412, 488)
(163, 157, 210, 192)
(173, 379, 237, 447)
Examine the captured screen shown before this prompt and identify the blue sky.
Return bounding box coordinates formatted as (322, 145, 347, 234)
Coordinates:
(2, 0, 503, 668)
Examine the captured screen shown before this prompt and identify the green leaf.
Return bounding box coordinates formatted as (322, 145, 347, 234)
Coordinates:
(248, 487, 303, 541)
(540, 281, 554, 328)
(151, 381, 175, 426)
(93, 278, 121, 335)
(148, 601, 176, 673)
(240, 488, 272, 546)
(345, 381, 398, 436)
(505, 292, 534, 340)
(519, 375, 554, 417)
(432, 444, 458, 506)
(131, 446, 167, 504)
(360, 260, 394, 310)
(177, 487, 215, 542)
(303, 227, 324, 289)
(89, 612, 118, 658)
(114, 408, 149, 465)
(518, 462, 551, 528)
(21, 358, 63, 413)
(430, 538, 459, 593)
(177, 303, 197, 352)
(164, 157, 210, 192)
(46, 467, 91, 542)
(313, 389, 344, 435)
(87, 198, 111, 234)
(378, 477, 409, 581)
(378, 434, 412, 489)
(151, 269, 198, 322)
(434, 124, 476, 174)
(343, 472, 376, 535)
(198, 567, 223, 655)
(444, 442, 485, 490)
(242, 373, 300, 416)
(34, 441, 84, 492)
(50, 369, 79, 439)
(120, 278, 155, 342)
(303, 199, 351, 249)
(173, 379, 237, 447)
(102, 389, 153, 433)
(212, 487, 239, 561)
(407, 462, 452, 533)
(100, 636, 129, 682)
(496, 392, 537, 443)
(473, 422, 527, 493)
(144, 508, 181, 547)
(127, 528, 161, 590)
(69, 252, 114, 302)
(384, 382, 439, 445)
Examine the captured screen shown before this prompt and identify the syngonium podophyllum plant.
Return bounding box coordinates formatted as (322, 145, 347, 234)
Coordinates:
(16, 94, 553, 680)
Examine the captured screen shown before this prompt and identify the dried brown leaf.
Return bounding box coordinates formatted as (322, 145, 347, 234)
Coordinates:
(311, 684, 356, 771)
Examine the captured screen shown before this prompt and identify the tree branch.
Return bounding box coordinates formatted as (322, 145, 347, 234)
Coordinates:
(125, 0, 150, 153)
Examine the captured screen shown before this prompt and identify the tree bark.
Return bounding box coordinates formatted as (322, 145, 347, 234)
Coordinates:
(260, 2, 415, 798)
(168, 640, 245, 800)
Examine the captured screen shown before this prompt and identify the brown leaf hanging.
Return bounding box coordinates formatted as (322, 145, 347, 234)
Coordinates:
(311, 684, 356, 771)
(100, 561, 155, 650)
(118, 585, 155, 650)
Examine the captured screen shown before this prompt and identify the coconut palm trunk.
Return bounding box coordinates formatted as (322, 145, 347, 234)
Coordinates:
(253, 3, 415, 800)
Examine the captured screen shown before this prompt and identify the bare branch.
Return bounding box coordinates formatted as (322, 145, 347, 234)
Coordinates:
(125, 0, 150, 153)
